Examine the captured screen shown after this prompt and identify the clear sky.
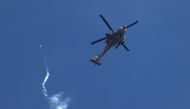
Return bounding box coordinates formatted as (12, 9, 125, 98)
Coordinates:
(0, 0, 190, 109)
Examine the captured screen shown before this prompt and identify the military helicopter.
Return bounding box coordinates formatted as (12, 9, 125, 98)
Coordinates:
(90, 14, 138, 65)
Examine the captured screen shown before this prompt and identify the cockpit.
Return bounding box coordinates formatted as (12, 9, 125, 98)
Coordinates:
(120, 26, 126, 31)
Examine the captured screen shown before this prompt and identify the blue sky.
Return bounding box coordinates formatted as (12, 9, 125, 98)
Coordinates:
(0, 0, 190, 109)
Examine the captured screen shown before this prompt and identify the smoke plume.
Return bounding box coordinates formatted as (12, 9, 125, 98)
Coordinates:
(40, 44, 71, 109)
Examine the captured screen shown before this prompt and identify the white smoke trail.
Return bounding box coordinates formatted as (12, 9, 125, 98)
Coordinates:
(40, 44, 71, 109)
(42, 70, 49, 97)
(41, 44, 49, 98)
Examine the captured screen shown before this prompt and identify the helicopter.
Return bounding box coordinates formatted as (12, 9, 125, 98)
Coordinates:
(90, 14, 138, 65)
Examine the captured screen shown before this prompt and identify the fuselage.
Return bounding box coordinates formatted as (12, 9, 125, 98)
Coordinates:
(105, 26, 126, 47)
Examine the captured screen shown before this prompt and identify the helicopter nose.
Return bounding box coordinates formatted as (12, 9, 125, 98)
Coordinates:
(120, 26, 126, 31)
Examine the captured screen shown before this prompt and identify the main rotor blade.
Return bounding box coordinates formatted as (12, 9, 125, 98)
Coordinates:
(99, 15, 114, 32)
(91, 36, 108, 45)
(121, 43, 130, 51)
(115, 43, 121, 49)
(126, 21, 138, 28)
